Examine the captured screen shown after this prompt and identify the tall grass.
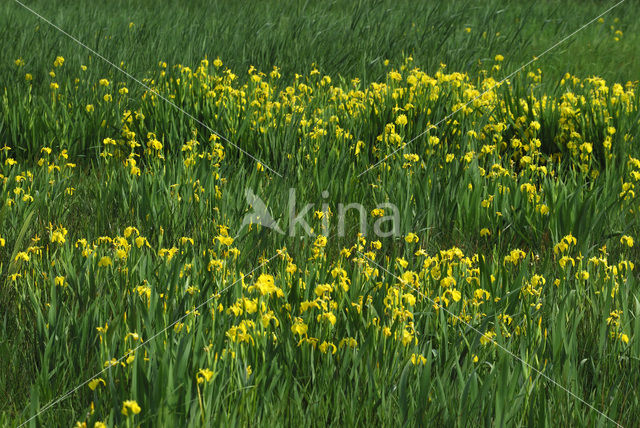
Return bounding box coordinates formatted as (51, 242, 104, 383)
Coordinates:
(1, 0, 640, 426)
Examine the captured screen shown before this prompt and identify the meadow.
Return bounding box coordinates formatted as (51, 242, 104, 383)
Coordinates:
(1, 0, 640, 426)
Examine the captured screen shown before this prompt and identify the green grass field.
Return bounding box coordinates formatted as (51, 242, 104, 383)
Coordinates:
(2, 0, 640, 426)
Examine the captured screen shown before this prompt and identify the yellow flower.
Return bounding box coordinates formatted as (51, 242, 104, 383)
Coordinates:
(180, 236, 194, 246)
(147, 139, 163, 150)
(401, 271, 418, 285)
(494, 54, 504, 62)
(558, 256, 574, 269)
(123, 226, 138, 238)
(338, 337, 358, 348)
(54, 276, 66, 287)
(480, 330, 496, 345)
(371, 208, 384, 217)
(620, 333, 629, 344)
(480, 228, 490, 237)
(99, 78, 110, 87)
(620, 235, 634, 248)
(86, 104, 94, 113)
(15, 252, 30, 262)
(51, 226, 67, 244)
(404, 233, 419, 243)
(538, 205, 550, 215)
(314, 283, 333, 297)
(300, 301, 319, 313)
(395, 114, 408, 126)
(25, 73, 33, 82)
(213, 57, 223, 68)
(440, 276, 456, 288)
(50, 82, 59, 90)
(401, 329, 414, 345)
(98, 256, 112, 267)
(216, 235, 234, 246)
(115, 249, 127, 260)
(15, 58, 25, 67)
(403, 153, 419, 163)
(314, 235, 327, 247)
(88, 378, 105, 390)
(403, 293, 416, 306)
(577, 270, 589, 281)
(158, 247, 178, 260)
(448, 289, 462, 302)
(121, 400, 141, 416)
(197, 368, 214, 384)
(94, 422, 107, 428)
(580, 142, 592, 154)
(250, 274, 283, 297)
(504, 249, 526, 265)
(241, 298, 258, 314)
(0, 235, 5, 247)
(319, 341, 337, 354)
(410, 353, 427, 365)
(53, 56, 65, 67)
(396, 257, 408, 269)
(96, 322, 108, 335)
(388, 71, 402, 81)
(291, 318, 308, 336)
(318, 311, 337, 326)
